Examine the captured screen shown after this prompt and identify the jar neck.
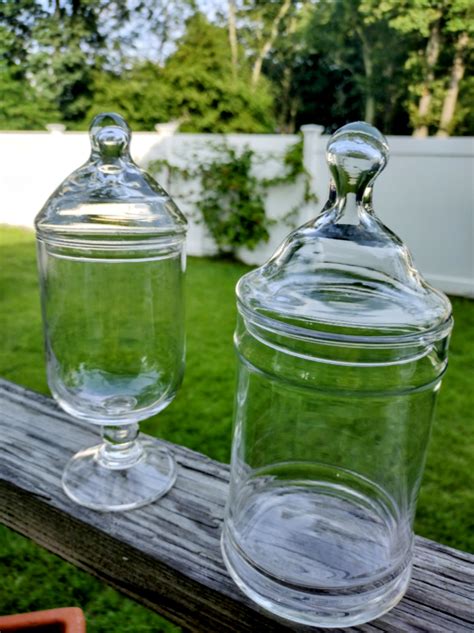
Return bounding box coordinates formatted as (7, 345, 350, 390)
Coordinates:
(332, 185, 375, 225)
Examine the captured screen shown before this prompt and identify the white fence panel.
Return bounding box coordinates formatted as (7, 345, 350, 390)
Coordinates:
(0, 127, 472, 296)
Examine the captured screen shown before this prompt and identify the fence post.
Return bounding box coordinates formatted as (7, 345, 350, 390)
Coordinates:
(45, 124, 66, 134)
(300, 124, 329, 208)
(301, 124, 325, 197)
(154, 121, 181, 174)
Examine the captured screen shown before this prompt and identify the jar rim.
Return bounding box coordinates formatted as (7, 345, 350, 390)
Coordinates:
(237, 301, 453, 349)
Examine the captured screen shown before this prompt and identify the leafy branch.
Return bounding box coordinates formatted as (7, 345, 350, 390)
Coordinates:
(148, 138, 316, 257)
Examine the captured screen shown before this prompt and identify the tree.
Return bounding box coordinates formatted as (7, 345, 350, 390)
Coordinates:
(2, 0, 473, 134)
(281, 0, 411, 133)
(86, 13, 276, 132)
(364, 0, 474, 136)
(27, 0, 131, 124)
(0, 0, 133, 126)
(230, 0, 303, 89)
(227, 0, 239, 78)
(0, 0, 44, 73)
(437, 0, 473, 136)
(260, 8, 304, 132)
(84, 63, 172, 130)
(247, 0, 293, 88)
(0, 1, 61, 129)
(0, 69, 60, 129)
(159, 13, 275, 133)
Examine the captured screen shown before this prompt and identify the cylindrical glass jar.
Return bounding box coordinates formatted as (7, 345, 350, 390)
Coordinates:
(221, 123, 453, 627)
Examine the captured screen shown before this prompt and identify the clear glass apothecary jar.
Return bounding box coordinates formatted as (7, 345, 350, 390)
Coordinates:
(35, 113, 187, 511)
(221, 123, 453, 627)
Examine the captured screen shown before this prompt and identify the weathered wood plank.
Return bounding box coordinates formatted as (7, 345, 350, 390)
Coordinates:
(1, 378, 473, 632)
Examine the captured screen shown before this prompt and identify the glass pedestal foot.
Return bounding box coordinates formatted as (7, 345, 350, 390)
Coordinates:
(62, 439, 176, 512)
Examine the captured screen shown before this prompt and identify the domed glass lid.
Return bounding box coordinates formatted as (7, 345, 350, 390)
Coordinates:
(238, 123, 452, 344)
(35, 113, 187, 239)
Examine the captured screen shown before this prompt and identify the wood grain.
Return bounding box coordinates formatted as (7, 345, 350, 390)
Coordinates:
(1, 379, 473, 632)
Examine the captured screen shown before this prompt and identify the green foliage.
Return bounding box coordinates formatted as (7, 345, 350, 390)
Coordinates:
(0, 2, 58, 128)
(151, 144, 273, 255)
(149, 138, 313, 256)
(198, 146, 271, 252)
(0, 0, 44, 71)
(27, 0, 132, 124)
(0, 69, 60, 129)
(287, 0, 412, 133)
(0, 4, 276, 132)
(361, 0, 474, 134)
(263, 137, 315, 203)
(80, 13, 276, 132)
(0, 0, 129, 127)
(454, 74, 474, 135)
(0, 1, 473, 133)
(159, 13, 275, 133)
(82, 64, 173, 131)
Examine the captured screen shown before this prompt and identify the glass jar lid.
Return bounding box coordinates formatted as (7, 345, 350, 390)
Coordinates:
(35, 112, 187, 241)
(238, 122, 452, 346)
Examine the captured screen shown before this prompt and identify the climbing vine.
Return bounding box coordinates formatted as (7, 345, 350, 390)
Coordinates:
(148, 138, 316, 257)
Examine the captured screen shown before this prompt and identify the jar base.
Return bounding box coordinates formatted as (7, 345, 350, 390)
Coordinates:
(221, 477, 412, 628)
(62, 440, 176, 512)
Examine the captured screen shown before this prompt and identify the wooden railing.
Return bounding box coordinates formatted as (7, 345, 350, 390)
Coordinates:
(1, 378, 473, 632)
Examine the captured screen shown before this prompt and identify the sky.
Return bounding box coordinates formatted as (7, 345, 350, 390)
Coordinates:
(118, 0, 229, 64)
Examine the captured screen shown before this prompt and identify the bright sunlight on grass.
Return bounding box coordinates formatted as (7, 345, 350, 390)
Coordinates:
(1, 225, 473, 632)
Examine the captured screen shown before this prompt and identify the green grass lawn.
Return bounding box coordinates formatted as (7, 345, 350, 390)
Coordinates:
(1, 225, 473, 631)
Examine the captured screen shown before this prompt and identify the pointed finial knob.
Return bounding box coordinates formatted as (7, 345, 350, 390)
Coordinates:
(326, 122, 389, 201)
(89, 112, 131, 160)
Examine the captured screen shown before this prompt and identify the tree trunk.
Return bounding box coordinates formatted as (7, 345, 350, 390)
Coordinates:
(436, 32, 469, 137)
(413, 20, 441, 137)
(276, 15, 299, 132)
(356, 26, 375, 124)
(251, 0, 292, 89)
(227, 0, 238, 79)
(277, 64, 297, 132)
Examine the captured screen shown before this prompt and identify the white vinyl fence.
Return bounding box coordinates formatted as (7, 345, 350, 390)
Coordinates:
(0, 125, 472, 296)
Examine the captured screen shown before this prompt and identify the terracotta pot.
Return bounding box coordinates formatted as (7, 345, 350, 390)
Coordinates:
(0, 607, 85, 632)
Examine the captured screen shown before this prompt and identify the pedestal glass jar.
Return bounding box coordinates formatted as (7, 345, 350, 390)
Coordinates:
(221, 123, 453, 627)
(35, 113, 187, 511)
